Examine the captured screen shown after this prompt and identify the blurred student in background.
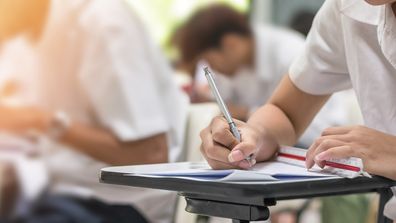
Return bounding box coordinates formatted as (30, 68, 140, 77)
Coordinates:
(174, 5, 360, 148)
(0, 0, 187, 222)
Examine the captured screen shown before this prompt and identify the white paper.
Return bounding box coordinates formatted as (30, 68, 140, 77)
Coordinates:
(118, 161, 336, 182)
(250, 162, 333, 177)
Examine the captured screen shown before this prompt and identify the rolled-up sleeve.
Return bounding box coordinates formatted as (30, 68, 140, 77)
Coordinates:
(289, 0, 352, 95)
(77, 5, 169, 141)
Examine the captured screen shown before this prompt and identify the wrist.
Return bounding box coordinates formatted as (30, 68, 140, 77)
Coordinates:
(251, 125, 279, 161)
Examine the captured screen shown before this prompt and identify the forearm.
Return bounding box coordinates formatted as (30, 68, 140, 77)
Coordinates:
(246, 75, 330, 160)
(248, 103, 297, 146)
(0, 107, 169, 165)
(58, 122, 168, 166)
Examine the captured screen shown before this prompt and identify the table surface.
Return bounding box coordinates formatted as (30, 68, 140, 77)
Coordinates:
(100, 163, 396, 206)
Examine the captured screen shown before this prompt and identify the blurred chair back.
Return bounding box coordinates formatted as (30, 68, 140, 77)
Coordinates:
(183, 103, 220, 162)
(175, 103, 220, 223)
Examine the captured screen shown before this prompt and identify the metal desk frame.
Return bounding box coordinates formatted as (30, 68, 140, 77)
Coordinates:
(101, 168, 395, 223)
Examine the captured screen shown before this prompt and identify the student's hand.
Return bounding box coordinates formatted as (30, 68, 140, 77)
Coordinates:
(306, 125, 396, 180)
(200, 116, 278, 169)
(0, 106, 51, 134)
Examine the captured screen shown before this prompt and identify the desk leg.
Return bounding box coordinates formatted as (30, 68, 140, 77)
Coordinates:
(185, 198, 269, 222)
(377, 188, 393, 223)
(232, 220, 249, 223)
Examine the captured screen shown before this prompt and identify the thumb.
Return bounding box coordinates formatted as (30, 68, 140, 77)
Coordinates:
(228, 142, 257, 163)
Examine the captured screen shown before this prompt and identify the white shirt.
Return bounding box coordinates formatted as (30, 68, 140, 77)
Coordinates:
(0, 1, 188, 223)
(289, 0, 396, 219)
(200, 25, 359, 146)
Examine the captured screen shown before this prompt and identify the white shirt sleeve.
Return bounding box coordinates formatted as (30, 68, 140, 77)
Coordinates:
(289, 0, 352, 95)
(77, 3, 170, 141)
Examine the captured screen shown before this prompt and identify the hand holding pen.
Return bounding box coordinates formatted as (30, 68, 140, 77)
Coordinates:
(200, 67, 260, 169)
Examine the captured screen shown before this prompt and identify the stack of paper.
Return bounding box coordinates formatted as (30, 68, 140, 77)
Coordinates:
(114, 161, 337, 182)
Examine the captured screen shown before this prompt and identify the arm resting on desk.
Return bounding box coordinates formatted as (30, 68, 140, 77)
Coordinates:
(59, 123, 168, 166)
(0, 106, 168, 166)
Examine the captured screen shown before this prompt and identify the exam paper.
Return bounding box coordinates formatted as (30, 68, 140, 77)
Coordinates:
(117, 161, 336, 182)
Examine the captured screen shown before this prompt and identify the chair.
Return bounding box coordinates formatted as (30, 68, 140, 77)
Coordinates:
(181, 102, 220, 162)
(174, 103, 220, 223)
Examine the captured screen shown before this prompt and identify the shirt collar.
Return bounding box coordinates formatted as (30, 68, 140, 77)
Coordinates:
(340, 0, 382, 26)
(377, 3, 396, 69)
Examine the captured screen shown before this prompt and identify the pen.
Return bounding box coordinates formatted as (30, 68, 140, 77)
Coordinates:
(204, 67, 253, 162)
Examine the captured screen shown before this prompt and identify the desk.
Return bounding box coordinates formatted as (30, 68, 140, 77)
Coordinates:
(100, 163, 396, 223)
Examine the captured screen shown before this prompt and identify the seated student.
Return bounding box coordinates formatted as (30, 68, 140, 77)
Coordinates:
(200, 0, 396, 221)
(0, 0, 187, 223)
(174, 4, 358, 148)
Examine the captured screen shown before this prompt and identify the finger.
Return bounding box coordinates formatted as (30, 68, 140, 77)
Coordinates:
(200, 129, 233, 164)
(200, 141, 242, 170)
(243, 153, 258, 169)
(313, 139, 346, 168)
(212, 125, 239, 149)
(211, 117, 239, 148)
(201, 151, 237, 170)
(306, 138, 322, 169)
(321, 126, 354, 136)
(306, 135, 350, 169)
(238, 159, 256, 169)
(229, 142, 257, 163)
(314, 143, 371, 175)
(314, 145, 356, 162)
(233, 118, 246, 126)
(203, 143, 234, 164)
(317, 134, 351, 143)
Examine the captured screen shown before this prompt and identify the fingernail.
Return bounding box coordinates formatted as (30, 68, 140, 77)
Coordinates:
(239, 160, 251, 169)
(228, 150, 244, 163)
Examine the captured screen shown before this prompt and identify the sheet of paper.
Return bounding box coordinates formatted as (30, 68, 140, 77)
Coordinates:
(129, 170, 278, 182)
(251, 162, 334, 177)
(103, 162, 211, 174)
(117, 161, 336, 182)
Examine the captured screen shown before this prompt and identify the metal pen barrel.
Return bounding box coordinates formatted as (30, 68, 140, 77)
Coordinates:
(203, 67, 234, 124)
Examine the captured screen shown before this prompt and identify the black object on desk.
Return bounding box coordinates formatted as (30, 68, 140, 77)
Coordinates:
(100, 163, 396, 223)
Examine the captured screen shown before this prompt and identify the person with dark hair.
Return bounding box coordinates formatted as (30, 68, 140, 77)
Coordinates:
(176, 4, 253, 76)
(174, 4, 358, 148)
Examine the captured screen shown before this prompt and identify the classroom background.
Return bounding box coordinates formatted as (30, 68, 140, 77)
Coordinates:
(0, 0, 378, 223)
